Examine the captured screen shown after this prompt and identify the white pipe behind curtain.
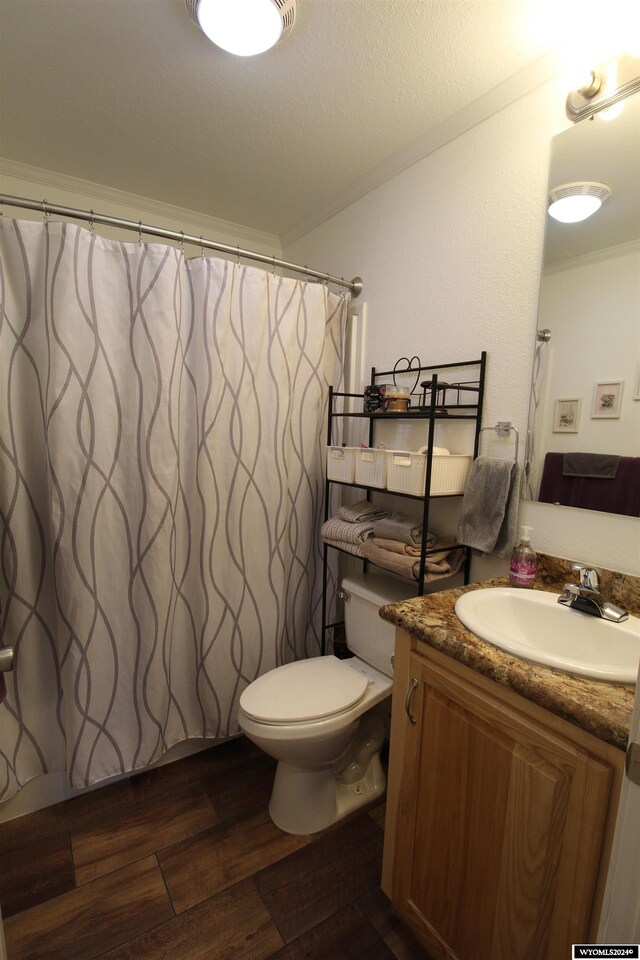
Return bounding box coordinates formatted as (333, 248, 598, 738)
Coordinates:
(0, 217, 347, 801)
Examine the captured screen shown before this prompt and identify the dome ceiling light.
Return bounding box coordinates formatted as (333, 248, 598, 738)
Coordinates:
(186, 0, 296, 57)
(548, 182, 612, 224)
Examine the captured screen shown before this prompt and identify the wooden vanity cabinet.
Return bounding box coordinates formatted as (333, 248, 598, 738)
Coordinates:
(382, 629, 625, 960)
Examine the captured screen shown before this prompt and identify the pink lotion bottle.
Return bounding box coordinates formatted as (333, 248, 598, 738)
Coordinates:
(509, 526, 537, 589)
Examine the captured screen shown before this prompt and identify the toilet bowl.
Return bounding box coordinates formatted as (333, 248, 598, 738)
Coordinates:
(238, 573, 415, 835)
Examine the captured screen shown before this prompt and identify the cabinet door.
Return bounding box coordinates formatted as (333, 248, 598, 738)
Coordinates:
(391, 654, 613, 960)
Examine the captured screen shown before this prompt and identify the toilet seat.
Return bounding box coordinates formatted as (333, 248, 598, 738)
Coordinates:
(239, 656, 368, 724)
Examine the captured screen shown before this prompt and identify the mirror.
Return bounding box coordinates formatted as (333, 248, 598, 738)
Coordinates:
(524, 92, 640, 517)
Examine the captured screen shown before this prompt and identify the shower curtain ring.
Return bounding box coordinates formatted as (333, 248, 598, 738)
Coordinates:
(89, 210, 95, 237)
(272, 254, 276, 277)
(179, 231, 185, 256)
(200, 236, 205, 259)
(138, 221, 143, 246)
(236, 245, 241, 266)
(42, 199, 49, 223)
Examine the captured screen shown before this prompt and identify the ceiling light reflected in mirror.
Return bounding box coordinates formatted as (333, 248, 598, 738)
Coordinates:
(548, 182, 611, 223)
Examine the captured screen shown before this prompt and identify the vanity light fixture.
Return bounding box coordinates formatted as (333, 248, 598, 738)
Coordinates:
(566, 54, 640, 121)
(548, 182, 611, 224)
(185, 0, 296, 56)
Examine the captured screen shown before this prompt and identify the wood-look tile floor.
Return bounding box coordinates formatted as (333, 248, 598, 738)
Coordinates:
(0, 737, 430, 960)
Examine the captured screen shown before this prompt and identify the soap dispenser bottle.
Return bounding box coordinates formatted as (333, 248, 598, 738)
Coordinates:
(509, 526, 537, 589)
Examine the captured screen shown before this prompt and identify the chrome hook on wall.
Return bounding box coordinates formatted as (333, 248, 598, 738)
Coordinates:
(0, 645, 14, 673)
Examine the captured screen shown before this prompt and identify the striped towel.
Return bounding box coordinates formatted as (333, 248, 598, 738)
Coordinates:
(337, 500, 389, 524)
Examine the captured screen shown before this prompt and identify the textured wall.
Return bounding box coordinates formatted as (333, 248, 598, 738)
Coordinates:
(284, 77, 640, 576)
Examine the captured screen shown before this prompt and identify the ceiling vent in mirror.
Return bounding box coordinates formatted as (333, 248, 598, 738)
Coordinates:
(186, 0, 296, 56)
(548, 182, 612, 223)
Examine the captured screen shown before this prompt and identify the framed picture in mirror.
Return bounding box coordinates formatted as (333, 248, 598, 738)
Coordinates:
(553, 398, 581, 432)
(592, 381, 624, 418)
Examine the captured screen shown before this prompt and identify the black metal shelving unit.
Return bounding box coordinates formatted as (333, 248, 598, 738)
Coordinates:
(321, 352, 486, 655)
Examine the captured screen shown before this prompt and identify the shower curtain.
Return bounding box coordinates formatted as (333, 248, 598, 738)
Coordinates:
(0, 217, 347, 801)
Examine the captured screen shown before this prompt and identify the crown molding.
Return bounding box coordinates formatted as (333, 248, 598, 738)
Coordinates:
(281, 48, 566, 249)
(0, 157, 282, 254)
(544, 238, 640, 275)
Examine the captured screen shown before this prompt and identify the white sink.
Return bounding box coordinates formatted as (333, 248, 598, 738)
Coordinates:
(454, 587, 640, 684)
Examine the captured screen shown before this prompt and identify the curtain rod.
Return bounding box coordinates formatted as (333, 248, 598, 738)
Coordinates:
(0, 193, 363, 298)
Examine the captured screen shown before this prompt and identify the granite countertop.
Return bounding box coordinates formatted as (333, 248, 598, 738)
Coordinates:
(379, 556, 638, 751)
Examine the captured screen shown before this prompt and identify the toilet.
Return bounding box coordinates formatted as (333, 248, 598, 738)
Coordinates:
(238, 572, 414, 835)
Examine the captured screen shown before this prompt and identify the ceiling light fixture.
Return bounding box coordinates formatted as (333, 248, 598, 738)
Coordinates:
(186, 0, 296, 57)
(548, 182, 612, 223)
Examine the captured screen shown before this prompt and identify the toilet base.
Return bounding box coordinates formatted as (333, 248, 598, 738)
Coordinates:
(268, 710, 387, 835)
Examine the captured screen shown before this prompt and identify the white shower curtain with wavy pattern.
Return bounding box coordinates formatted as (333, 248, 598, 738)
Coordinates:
(0, 217, 346, 801)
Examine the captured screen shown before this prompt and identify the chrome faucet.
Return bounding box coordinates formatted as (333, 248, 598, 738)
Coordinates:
(558, 563, 628, 623)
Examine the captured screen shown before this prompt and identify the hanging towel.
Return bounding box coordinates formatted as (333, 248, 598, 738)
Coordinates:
(457, 457, 521, 560)
(563, 452, 620, 478)
(539, 453, 640, 516)
(373, 513, 436, 548)
(337, 500, 390, 523)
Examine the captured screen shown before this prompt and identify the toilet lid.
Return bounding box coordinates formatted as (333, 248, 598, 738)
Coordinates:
(240, 656, 368, 724)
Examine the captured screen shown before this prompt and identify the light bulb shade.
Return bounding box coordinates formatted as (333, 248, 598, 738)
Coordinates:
(186, 0, 296, 56)
(548, 182, 611, 223)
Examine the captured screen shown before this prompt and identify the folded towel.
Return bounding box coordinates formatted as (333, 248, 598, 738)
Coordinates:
(373, 513, 436, 548)
(372, 535, 456, 563)
(360, 538, 465, 582)
(322, 537, 365, 558)
(337, 500, 389, 523)
(457, 457, 521, 560)
(563, 452, 620, 478)
(320, 516, 375, 545)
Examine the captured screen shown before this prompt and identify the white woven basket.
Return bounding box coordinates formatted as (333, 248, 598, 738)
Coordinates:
(354, 448, 387, 488)
(386, 451, 472, 496)
(326, 446, 357, 483)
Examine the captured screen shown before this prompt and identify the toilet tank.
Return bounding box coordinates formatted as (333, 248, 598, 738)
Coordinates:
(342, 573, 416, 678)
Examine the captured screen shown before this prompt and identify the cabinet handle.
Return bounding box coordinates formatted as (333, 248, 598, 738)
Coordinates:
(405, 677, 419, 725)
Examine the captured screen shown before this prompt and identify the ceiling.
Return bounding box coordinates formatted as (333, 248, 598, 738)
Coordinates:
(0, 1, 571, 241)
